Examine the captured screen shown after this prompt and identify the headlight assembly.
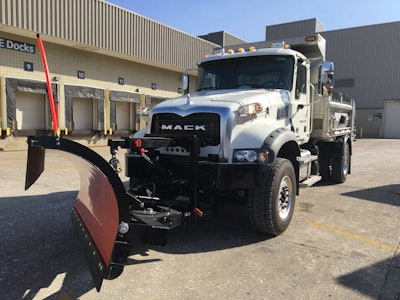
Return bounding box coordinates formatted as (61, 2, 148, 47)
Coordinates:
(237, 103, 263, 116)
(233, 149, 270, 163)
(235, 150, 258, 162)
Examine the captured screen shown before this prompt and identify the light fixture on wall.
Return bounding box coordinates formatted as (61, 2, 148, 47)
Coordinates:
(52, 76, 60, 81)
(135, 88, 141, 93)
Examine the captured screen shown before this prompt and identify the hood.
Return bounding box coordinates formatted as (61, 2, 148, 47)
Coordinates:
(151, 89, 287, 115)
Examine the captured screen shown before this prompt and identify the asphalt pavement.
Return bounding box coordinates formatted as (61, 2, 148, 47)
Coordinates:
(0, 138, 399, 300)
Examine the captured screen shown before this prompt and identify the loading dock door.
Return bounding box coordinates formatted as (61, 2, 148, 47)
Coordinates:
(383, 99, 400, 138)
(116, 101, 130, 130)
(73, 98, 93, 130)
(15, 91, 45, 130)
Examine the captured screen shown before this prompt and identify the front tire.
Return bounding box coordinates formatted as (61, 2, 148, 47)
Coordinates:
(247, 158, 296, 236)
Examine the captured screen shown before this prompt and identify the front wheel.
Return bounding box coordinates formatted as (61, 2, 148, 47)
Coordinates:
(247, 158, 296, 236)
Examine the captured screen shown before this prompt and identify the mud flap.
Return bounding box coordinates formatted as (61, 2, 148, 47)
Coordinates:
(25, 136, 132, 291)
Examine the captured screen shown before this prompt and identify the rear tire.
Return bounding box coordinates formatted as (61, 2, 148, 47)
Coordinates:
(247, 158, 296, 236)
(319, 157, 331, 181)
(331, 142, 350, 183)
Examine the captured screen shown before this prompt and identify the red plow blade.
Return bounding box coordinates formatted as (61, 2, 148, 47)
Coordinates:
(25, 136, 184, 291)
(26, 136, 131, 291)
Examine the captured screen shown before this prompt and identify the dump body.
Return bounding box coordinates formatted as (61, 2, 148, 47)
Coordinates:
(311, 91, 355, 140)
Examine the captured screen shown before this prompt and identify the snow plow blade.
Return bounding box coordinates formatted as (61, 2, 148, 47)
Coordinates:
(25, 136, 183, 291)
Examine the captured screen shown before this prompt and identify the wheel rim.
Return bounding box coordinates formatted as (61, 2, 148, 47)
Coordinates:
(343, 145, 349, 175)
(278, 175, 293, 219)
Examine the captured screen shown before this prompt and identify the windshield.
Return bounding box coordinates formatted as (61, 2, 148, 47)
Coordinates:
(196, 55, 294, 92)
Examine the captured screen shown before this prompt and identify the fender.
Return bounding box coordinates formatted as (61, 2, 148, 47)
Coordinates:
(263, 127, 300, 161)
(263, 127, 300, 193)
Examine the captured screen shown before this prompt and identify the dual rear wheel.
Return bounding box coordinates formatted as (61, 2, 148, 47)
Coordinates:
(320, 142, 350, 183)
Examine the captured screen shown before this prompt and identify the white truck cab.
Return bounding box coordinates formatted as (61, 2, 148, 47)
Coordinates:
(131, 34, 355, 236)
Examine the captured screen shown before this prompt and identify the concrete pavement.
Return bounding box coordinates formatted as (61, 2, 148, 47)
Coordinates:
(0, 139, 399, 299)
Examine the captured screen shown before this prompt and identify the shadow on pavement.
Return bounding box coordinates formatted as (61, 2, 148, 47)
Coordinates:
(151, 204, 271, 255)
(342, 184, 400, 206)
(0, 191, 95, 300)
(0, 192, 270, 299)
(337, 254, 400, 299)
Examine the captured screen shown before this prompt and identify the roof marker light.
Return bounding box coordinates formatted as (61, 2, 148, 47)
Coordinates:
(213, 47, 225, 55)
(272, 41, 285, 48)
(227, 49, 235, 54)
(305, 35, 317, 42)
(238, 47, 245, 53)
(248, 46, 256, 51)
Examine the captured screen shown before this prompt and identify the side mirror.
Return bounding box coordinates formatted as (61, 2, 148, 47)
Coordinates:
(320, 61, 334, 96)
(182, 73, 189, 95)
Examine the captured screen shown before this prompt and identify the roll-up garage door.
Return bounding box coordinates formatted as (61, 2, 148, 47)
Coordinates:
(15, 91, 45, 130)
(116, 101, 130, 130)
(72, 98, 93, 130)
(383, 99, 400, 138)
(65, 85, 104, 132)
(109, 90, 141, 132)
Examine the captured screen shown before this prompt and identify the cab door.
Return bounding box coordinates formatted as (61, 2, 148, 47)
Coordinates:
(291, 61, 310, 143)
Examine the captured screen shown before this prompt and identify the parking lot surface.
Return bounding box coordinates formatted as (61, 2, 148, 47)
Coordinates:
(0, 138, 399, 300)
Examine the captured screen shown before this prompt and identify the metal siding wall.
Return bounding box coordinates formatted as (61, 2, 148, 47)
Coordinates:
(0, 0, 215, 71)
(324, 22, 400, 109)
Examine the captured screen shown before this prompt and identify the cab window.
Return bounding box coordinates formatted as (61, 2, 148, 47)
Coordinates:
(295, 64, 307, 99)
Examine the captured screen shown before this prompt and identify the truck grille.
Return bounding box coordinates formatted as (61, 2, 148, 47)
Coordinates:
(151, 113, 220, 146)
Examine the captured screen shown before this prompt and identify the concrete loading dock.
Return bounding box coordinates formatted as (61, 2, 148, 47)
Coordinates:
(0, 138, 399, 299)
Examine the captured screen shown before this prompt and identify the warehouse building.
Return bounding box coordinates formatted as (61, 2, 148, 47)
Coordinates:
(0, 0, 216, 149)
(1, 1, 399, 152)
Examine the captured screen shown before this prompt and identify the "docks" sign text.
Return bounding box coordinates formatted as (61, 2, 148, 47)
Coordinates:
(0, 38, 35, 54)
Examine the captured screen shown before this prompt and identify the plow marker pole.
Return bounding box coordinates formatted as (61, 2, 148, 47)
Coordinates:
(37, 33, 59, 136)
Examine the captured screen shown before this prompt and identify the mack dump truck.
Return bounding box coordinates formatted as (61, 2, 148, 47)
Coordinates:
(25, 34, 355, 291)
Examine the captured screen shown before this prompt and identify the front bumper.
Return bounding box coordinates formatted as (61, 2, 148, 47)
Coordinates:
(198, 161, 261, 189)
(124, 136, 266, 191)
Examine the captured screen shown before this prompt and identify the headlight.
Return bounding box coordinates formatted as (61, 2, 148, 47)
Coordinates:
(234, 150, 258, 162)
(237, 103, 263, 116)
(234, 149, 270, 163)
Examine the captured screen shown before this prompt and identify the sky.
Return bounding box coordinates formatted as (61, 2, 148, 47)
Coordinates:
(106, 0, 400, 42)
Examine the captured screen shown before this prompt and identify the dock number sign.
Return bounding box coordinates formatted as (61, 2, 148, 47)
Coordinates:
(77, 70, 85, 79)
(24, 62, 34, 72)
(0, 37, 35, 54)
